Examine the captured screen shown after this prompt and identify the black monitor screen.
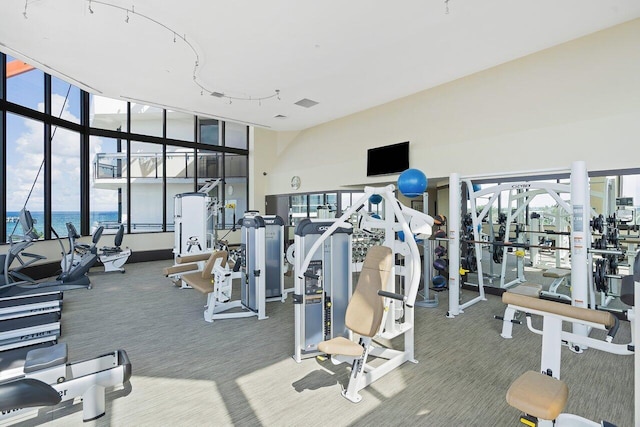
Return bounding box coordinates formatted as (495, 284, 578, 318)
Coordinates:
(366, 141, 409, 176)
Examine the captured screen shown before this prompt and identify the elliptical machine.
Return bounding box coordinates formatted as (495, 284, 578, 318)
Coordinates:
(2, 210, 97, 297)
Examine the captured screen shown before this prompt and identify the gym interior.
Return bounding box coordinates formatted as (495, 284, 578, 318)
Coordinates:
(1, 3, 639, 426)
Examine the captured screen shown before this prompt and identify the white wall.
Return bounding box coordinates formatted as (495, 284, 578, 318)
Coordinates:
(254, 19, 640, 207)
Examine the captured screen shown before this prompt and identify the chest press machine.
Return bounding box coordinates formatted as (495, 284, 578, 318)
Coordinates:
(295, 185, 434, 403)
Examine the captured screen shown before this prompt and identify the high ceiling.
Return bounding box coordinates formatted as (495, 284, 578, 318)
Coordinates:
(1, 0, 639, 131)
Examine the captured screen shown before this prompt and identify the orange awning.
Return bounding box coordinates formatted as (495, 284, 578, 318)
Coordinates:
(7, 59, 35, 78)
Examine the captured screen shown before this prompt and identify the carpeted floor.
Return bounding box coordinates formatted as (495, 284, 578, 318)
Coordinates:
(2, 256, 634, 427)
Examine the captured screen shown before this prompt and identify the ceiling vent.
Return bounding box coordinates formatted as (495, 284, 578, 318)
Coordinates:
(294, 98, 319, 108)
(274, 114, 287, 119)
(210, 92, 225, 98)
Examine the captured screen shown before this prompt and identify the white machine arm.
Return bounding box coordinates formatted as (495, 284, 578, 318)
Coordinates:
(297, 185, 432, 307)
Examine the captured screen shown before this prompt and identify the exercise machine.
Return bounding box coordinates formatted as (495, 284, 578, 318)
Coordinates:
(503, 285, 634, 426)
(0, 342, 132, 423)
(97, 224, 132, 273)
(263, 214, 290, 302)
(296, 184, 433, 402)
(237, 212, 268, 321)
(293, 218, 353, 362)
(448, 161, 595, 345)
(172, 179, 221, 260)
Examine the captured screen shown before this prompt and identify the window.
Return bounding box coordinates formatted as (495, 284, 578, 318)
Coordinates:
(51, 127, 81, 237)
(129, 141, 163, 232)
(130, 102, 163, 137)
(6, 56, 43, 111)
(198, 118, 220, 146)
(2, 54, 249, 242)
(6, 113, 44, 239)
(90, 135, 127, 233)
(52, 77, 81, 124)
(224, 121, 248, 149)
(89, 94, 128, 132)
(166, 110, 194, 142)
(224, 153, 247, 227)
(165, 144, 195, 229)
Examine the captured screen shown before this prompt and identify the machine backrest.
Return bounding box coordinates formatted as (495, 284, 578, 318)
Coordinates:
(114, 224, 124, 247)
(19, 209, 39, 241)
(92, 226, 104, 245)
(202, 251, 228, 279)
(345, 245, 393, 338)
(66, 222, 81, 239)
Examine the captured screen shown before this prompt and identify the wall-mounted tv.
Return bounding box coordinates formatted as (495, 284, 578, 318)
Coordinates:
(366, 141, 409, 177)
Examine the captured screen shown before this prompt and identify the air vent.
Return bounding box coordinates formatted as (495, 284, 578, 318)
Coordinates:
(274, 115, 287, 119)
(210, 92, 225, 98)
(294, 98, 319, 108)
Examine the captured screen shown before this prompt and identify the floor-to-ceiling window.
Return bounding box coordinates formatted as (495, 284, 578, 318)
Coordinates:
(1, 52, 250, 242)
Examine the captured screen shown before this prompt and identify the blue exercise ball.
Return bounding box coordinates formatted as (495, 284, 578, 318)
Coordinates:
(432, 275, 447, 288)
(472, 184, 482, 192)
(369, 194, 383, 205)
(371, 213, 381, 219)
(397, 230, 405, 242)
(398, 169, 427, 198)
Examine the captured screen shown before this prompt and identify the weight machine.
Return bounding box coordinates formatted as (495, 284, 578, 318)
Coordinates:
(448, 162, 593, 335)
(295, 185, 434, 402)
(293, 219, 353, 362)
(172, 179, 221, 260)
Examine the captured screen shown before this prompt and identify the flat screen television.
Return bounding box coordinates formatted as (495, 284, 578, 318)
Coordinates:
(366, 141, 409, 176)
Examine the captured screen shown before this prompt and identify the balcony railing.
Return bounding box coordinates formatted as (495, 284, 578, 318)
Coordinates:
(93, 152, 229, 180)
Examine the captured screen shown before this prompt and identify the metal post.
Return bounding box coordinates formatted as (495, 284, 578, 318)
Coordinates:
(570, 161, 589, 344)
(448, 173, 461, 317)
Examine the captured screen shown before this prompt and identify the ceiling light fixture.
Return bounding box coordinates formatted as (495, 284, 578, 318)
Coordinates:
(26, 0, 280, 105)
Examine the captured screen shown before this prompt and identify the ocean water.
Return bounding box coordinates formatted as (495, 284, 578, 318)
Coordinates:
(6, 211, 120, 237)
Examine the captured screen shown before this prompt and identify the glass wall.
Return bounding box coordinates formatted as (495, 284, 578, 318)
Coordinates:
(89, 135, 127, 233)
(1, 52, 250, 242)
(5, 113, 44, 239)
(6, 55, 43, 111)
(51, 127, 81, 237)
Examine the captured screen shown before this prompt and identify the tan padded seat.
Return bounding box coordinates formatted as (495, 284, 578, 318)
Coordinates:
(508, 283, 543, 297)
(318, 336, 363, 357)
(176, 252, 211, 264)
(506, 371, 568, 420)
(503, 292, 615, 328)
(163, 263, 199, 276)
(181, 251, 228, 294)
(543, 268, 571, 278)
(318, 245, 393, 357)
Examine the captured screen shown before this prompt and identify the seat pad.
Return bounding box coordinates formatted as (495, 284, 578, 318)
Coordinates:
(543, 268, 571, 278)
(509, 283, 543, 297)
(318, 336, 363, 357)
(506, 371, 568, 420)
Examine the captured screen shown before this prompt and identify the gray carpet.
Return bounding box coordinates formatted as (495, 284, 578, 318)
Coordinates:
(5, 258, 634, 427)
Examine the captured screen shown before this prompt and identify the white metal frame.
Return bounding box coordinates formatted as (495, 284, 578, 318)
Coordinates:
(448, 161, 593, 326)
(298, 185, 434, 402)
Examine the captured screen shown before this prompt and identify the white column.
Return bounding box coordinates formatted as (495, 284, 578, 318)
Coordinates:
(448, 173, 461, 317)
(570, 161, 589, 341)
